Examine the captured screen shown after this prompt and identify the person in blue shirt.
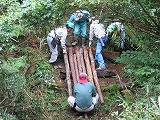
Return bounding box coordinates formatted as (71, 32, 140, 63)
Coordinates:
(68, 73, 99, 112)
(67, 10, 91, 46)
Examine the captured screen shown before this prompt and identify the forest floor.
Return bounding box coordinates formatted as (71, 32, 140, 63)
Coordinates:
(8, 36, 129, 119)
(52, 47, 128, 120)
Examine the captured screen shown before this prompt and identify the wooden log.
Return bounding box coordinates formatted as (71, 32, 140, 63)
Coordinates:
(74, 54, 79, 83)
(68, 47, 77, 84)
(89, 48, 104, 103)
(63, 52, 72, 96)
(83, 47, 94, 84)
(80, 48, 86, 73)
(75, 46, 82, 74)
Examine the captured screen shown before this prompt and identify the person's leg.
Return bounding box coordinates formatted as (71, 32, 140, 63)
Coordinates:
(47, 36, 58, 63)
(81, 37, 85, 47)
(80, 22, 87, 46)
(95, 39, 106, 69)
(72, 23, 80, 45)
(68, 96, 76, 108)
(72, 35, 79, 45)
(92, 93, 99, 106)
(75, 105, 94, 112)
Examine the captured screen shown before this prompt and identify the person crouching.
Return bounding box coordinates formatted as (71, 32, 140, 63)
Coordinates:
(68, 73, 99, 113)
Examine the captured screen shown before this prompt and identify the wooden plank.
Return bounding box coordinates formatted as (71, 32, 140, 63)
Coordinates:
(89, 48, 104, 103)
(63, 51, 72, 96)
(75, 46, 82, 74)
(74, 54, 79, 83)
(83, 47, 94, 84)
(68, 47, 77, 84)
(80, 48, 86, 73)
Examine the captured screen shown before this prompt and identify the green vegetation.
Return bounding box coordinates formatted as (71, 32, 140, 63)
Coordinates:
(0, 0, 159, 119)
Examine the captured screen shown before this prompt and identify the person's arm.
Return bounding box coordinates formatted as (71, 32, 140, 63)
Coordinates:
(60, 33, 67, 50)
(101, 23, 105, 30)
(89, 24, 94, 47)
(119, 23, 125, 40)
(67, 14, 75, 23)
(89, 24, 94, 41)
(73, 85, 76, 97)
(82, 10, 90, 21)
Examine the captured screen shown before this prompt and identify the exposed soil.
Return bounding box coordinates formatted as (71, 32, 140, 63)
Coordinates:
(6, 35, 128, 119)
(56, 47, 126, 87)
(52, 47, 128, 119)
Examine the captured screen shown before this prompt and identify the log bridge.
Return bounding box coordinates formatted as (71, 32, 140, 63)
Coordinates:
(63, 46, 104, 104)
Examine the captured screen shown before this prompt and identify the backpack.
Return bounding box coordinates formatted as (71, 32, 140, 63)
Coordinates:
(51, 37, 58, 48)
(50, 30, 60, 49)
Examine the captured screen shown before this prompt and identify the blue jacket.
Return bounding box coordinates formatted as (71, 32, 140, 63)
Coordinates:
(67, 10, 90, 24)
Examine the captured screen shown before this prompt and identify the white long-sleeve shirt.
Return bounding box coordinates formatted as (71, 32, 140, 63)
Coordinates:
(48, 27, 68, 49)
(89, 20, 106, 41)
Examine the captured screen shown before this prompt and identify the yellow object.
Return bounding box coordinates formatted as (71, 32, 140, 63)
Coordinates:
(112, 28, 118, 39)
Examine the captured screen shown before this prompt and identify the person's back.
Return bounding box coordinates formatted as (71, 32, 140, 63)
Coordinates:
(89, 19, 106, 40)
(67, 73, 99, 112)
(112, 22, 125, 32)
(74, 82, 96, 109)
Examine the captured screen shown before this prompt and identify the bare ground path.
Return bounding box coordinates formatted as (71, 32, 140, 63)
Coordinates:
(52, 47, 128, 119)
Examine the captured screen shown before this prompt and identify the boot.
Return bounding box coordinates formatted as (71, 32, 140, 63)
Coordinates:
(72, 35, 78, 46)
(81, 37, 85, 46)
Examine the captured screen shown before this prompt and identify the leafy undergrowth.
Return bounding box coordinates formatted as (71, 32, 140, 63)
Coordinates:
(1, 47, 160, 119)
(1, 37, 159, 119)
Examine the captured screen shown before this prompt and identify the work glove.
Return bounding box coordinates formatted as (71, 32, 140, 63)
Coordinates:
(89, 40, 92, 47)
(63, 48, 67, 54)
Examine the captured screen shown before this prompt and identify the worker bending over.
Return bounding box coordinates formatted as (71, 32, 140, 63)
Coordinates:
(67, 10, 91, 46)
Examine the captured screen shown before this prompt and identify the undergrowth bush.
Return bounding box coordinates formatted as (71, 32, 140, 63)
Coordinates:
(115, 49, 160, 89)
(112, 87, 160, 119)
(0, 47, 67, 119)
